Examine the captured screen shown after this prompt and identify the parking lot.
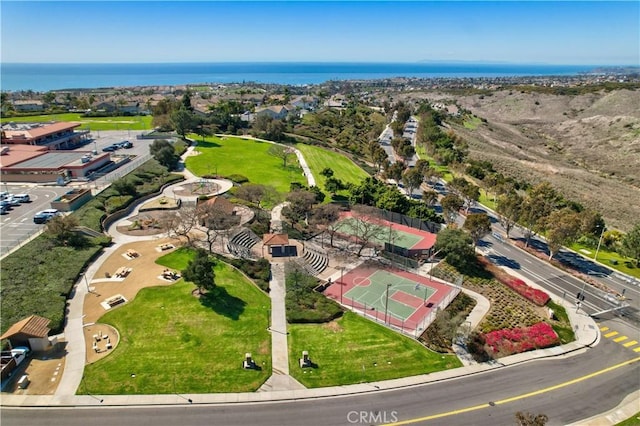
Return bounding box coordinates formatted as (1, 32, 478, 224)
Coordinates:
(0, 130, 157, 257)
(0, 185, 71, 256)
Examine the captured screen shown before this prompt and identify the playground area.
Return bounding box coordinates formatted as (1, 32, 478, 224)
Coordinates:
(335, 212, 436, 257)
(324, 263, 460, 337)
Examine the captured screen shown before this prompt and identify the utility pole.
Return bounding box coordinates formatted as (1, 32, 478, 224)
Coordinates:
(594, 226, 606, 262)
(384, 283, 392, 325)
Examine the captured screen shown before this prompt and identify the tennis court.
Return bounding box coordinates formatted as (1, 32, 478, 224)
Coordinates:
(324, 263, 459, 337)
(335, 212, 436, 256)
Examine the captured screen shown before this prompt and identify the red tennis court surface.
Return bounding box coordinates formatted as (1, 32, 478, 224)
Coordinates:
(325, 262, 460, 337)
(338, 211, 436, 251)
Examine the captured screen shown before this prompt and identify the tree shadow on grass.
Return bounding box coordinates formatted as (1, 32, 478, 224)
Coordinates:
(196, 140, 221, 149)
(199, 286, 246, 320)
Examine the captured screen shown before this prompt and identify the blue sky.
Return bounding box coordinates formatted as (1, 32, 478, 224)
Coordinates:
(1, 1, 638, 65)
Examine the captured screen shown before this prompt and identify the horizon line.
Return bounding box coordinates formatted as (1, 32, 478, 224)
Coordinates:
(2, 61, 637, 67)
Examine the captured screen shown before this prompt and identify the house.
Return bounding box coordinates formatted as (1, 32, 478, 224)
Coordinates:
(12, 100, 45, 113)
(290, 96, 318, 110)
(94, 101, 140, 115)
(324, 95, 347, 109)
(0, 315, 54, 351)
(254, 105, 291, 120)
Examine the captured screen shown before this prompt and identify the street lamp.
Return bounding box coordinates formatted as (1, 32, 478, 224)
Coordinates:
(340, 267, 345, 304)
(384, 284, 392, 325)
(594, 226, 606, 262)
(80, 272, 91, 293)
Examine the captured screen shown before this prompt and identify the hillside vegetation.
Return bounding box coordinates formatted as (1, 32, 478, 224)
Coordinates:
(446, 89, 640, 231)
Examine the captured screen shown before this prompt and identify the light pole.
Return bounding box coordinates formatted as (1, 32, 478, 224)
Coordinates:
(423, 285, 428, 306)
(384, 283, 392, 325)
(81, 272, 91, 293)
(594, 226, 606, 262)
(340, 267, 345, 304)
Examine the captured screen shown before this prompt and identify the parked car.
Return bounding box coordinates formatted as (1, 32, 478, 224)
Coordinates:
(13, 194, 31, 203)
(0, 191, 9, 200)
(5, 196, 21, 207)
(102, 144, 118, 152)
(33, 209, 60, 224)
(117, 140, 133, 149)
(0, 204, 9, 214)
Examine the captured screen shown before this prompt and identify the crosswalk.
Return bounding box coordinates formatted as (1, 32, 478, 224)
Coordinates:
(599, 325, 640, 352)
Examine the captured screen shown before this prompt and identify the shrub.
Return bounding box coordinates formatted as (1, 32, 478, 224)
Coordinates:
(483, 322, 559, 357)
(478, 256, 550, 306)
(285, 262, 343, 323)
(227, 174, 249, 184)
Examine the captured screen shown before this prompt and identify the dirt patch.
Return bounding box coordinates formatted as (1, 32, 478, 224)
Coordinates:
(84, 238, 186, 324)
(84, 324, 119, 364)
(322, 321, 343, 333)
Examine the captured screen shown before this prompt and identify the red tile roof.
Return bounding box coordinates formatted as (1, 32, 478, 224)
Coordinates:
(0, 315, 51, 340)
(262, 233, 289, 246)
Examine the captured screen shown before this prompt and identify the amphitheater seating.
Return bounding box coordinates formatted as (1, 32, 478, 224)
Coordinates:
(302, 245, 329, 276)
(227, 228, 261, 259)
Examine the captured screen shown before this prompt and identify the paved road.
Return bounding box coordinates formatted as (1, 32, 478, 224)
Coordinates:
(3, 340, 638, 426)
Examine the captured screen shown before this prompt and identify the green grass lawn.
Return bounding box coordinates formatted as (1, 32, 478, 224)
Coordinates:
(1, 113, 153, 131)
(414, 144, 454, 183)
(81, 249, 271, 394)
(186, 135, 306, 193)
(296, 143, 369, 200)
(569, 242, 640, 278)
(478, 189, 497, 211)
(616, 412, 640, 426)
(288, 312, 461, 388)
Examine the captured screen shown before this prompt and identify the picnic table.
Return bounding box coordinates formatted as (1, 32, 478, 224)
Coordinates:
(114, 267, 132, 278)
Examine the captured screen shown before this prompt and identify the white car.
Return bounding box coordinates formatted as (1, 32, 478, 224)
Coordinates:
(13, 194, 30, 203)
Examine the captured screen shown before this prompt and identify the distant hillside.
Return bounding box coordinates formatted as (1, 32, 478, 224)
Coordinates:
(449, 89, 640, 231)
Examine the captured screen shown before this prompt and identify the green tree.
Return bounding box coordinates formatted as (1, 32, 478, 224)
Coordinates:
(171, 106, 196, 138)
(521, 182, 563, 247)
(543, 208, 582, 260)
(441, 194, 463, 223)
(421, 190, 437, 207)
(46, 214, 81, 246)
(384, 161, 404, 183)
(111, 178, 137, 196)
(496, 191, 523, 238)
(402, 167, 424, 196)
(325, 177, 344, 196)
(463, 213, 492, 245)
(320, 167, 334, 178)
(283, 190, 317, 225)
(181, 249, 216, 295)
(621, 224, 640, 266)
(435, 228, 475, 270)
(149, 139, 179, 170)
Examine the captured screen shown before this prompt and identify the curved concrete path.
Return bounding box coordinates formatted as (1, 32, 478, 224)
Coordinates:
(16, 138, 625, 426)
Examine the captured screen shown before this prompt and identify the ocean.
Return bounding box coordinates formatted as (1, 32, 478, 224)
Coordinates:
(1, 62, 600, 92)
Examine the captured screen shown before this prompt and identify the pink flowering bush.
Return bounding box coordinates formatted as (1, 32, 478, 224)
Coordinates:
(484, 322, 559, 356)
(478, 256, 550, 306)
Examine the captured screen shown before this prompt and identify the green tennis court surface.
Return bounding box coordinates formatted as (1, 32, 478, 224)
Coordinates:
(336, 217, 422, 249)
(344, 270, 436, 322)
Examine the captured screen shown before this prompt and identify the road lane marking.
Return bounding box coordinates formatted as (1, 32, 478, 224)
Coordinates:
(613, 336, 628, 343)
(635, 347, 640, 353)
(600, 326, 609, 331)
(604, 331, 619, 338)
(387, 357, 640, 425)
(623, 341, 638, 347)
